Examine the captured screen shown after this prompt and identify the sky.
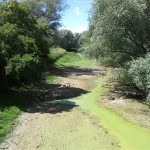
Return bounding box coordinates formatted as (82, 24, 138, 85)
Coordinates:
(60, 0, 93, 33)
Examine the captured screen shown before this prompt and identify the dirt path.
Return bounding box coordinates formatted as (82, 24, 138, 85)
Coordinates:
(0, 67, 119, 150)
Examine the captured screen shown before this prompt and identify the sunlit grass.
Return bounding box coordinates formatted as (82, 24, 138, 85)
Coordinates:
(0, 106, 21, 142)
(46, 74, 58, 84)
(0, 91, 34, 143)
(55, 52, 97, 68)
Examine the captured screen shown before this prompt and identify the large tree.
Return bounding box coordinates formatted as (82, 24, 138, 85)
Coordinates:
(24, 0, 66, 46)
(0, 0, 49, 92)
(87, 0, 150, 65)
(25, 0, 66, 29)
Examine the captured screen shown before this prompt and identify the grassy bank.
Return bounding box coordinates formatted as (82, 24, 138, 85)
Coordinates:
(0, 91, 35, 143)
(55, 52, 97, 68)
(0, 106, 20, 142)
(0, 49, 65, 143)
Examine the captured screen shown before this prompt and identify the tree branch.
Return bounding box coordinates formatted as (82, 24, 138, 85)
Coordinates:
(114, 50, 140, 57)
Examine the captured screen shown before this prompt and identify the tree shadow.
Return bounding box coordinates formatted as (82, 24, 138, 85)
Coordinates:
(28, 82, 88, 114)
(49, 67, 107, 77)
(30, 82, 89, 101)
(111, 83, 146, 102)
(0, 66, 100, 114)
(0, 82, 88, 114)
(27, 100, 79, 114)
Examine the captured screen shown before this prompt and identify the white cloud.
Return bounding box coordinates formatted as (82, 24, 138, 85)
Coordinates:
(60, 25, 88, 33)
(73, 6, 80, 15)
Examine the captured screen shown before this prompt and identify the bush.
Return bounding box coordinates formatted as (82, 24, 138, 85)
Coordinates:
(49, 48, 67, 61)
(129, 54, 150, 93)
(100, 57, 118, 67)
(5, 54, 45, 83)
(116, 68, 134, 86)
(0, 1, 49, 90)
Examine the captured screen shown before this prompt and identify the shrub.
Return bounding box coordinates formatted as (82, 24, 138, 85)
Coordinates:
(0, 1, 49, 90)
(100, 57, 118, 67)
(116, 68, 134, 86)
(5, 54, 45, 83)
(129, 54, 150, 93)
(49, 48, 66, 61)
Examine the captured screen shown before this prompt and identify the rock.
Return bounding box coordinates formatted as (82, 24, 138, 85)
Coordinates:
(0, 142, 10, 149)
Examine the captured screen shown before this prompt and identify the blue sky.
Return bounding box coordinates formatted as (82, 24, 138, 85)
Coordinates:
(60, 0, 93, 33)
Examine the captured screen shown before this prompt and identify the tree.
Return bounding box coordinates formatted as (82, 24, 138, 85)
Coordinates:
(73, 33, 80, 50)
(86, 0, 150, 65)
(25, 0, 66, 29)
(129, 54, 150, 93)
(58, 29, 77, 52)
(24, 0, 66, 47)
(0, 0, 49, 92)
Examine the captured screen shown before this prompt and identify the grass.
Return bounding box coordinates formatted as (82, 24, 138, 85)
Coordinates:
(0, 68, 61, 143)
(102, 68, 150, 129)
(46, 74, 58, 84)
(0, 106, 21, 142)
(55, 52, 97, 68)
(2, 51, 150, 149)
(0, 91, 34, 143)
(103, 86, 150, 129)
(0, 48, 66, 143)
(0, 81, 49, 143)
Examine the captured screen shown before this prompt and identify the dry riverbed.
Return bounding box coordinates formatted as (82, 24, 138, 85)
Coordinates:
(1, 67, 150, 150)
(0, 67, 118, 150)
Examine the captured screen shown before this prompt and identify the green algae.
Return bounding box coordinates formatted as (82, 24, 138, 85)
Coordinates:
(71, 71, 150, 150)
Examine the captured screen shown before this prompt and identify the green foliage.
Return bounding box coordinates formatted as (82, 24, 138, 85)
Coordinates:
(24, 0, 65, 25)
(116, 68, 133, 86)
(0, 0, 65, 142)
(85, 0, 150, 65)
(5, 54, 45, 82)
(25, 0, 66, 46)
(129, 54, 150, 93)
(81, 0, 150, 94)
(57, 29, 78, 52)
(0, 106, 21, 142)
(100, 57, 118, 67)
(0, 1, 49, 90)
(49, 47, 66, 61)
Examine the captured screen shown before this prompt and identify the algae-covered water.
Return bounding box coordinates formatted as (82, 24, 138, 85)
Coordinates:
(70, 73, 150, 150)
